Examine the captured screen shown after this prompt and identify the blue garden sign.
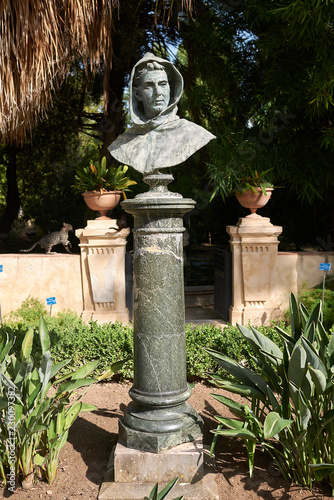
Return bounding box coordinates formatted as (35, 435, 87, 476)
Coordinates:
(319, 263, 331, 272)
(46, 297, 57, 305)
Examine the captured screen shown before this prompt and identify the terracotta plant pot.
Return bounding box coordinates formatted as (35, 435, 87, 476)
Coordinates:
(82, 191, 122, 219)
(236, 187, 273, 217)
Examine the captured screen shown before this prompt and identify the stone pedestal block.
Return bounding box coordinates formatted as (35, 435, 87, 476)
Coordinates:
(76, 219, 130, 324)
(227, 214, 282, 326)
(98, 438, 219, 500)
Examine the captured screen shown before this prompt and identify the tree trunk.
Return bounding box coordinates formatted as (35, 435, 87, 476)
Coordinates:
(0, 146, 20, 234)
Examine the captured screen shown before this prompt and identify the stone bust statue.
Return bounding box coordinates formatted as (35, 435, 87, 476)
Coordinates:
(108, 53, 215, 175)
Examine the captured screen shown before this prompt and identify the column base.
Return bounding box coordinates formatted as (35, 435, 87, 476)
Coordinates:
(119, 403, 203, 453)
(98, 438, 219, 500)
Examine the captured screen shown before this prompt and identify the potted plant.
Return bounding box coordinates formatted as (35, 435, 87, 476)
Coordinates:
(208, 159, 274, 216)
(234, 167, 274, 216)
(73, 156, 137, 219)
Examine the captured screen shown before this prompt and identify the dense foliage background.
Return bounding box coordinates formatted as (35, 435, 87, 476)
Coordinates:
(0, 1, 333, 251)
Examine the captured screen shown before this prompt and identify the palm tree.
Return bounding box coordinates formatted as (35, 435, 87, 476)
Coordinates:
(0, 0, 193, 232)
(0, 0, 194, 146)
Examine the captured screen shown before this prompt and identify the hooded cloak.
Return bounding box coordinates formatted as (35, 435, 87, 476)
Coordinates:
(108, 53, 216, 175)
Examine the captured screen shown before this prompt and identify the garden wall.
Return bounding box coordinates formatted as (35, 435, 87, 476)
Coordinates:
(276, 251, 334, 313)
(0, 254, 83, 318)
(0, 251, 333, 322)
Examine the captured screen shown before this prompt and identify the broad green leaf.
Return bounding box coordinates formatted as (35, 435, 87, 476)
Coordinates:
(288, 344, 307, 389)
(57, 429, 69, 452)
(210, 393, 245, 418)
(263, 412, 293, 439)
(238, 323, 283, 365)
(27, 382, 42, 409)
(56, 378, 97, 396)
(97, 360, 124, 381)
(156, 477, 179, 500)
(267, 386, 280, 412)
(50, 359, 72, 380)
(327, 332, 334, 367)
(300, 336, 327, 375)
(0, 397, 7, 410)
(80, 403, 97, 412)
(0, 371, 17, 391)
(309, 463, 334, 482)
(39, 316, 50, 355)
(148, 483, 159, 500)
(211, 379, 266, 400)
(64, 402, 82, 429)
(304, 301, 322, 334)
(205, 348, 267, 395)
(27, 424, 48, 436)
(308, 365, 326, 394)
(212, 428, 257, 441)
(56, 407, 66, 435)
(20, 327, 34, 362)
(299, 303, 310, 329)
(0, 334, 15, 364)
(214, 417, 243, 430)
(34, 453, 46, 466)
(14, 358, 33, 385)
(48, 419, 56, 440)
(39, 351, 53, 382)
(289, 293, 301, 340)
(57, 360, 99, 383)
(275, 325, 295, 347)
(15, 403, 22, 423)
(316, 319, 328, 345)
(39, 351, 53, 400)
(289, 382, 311, 430)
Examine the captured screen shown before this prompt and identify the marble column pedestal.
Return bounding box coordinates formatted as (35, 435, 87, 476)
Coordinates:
(98, 174, 220, 499)
(118, 174, 202, 452)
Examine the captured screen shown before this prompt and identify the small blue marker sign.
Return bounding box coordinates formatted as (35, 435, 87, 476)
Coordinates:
(46, 297, 56, 305)
(319, 263, 331, 272)
(0, 265, 3, 272)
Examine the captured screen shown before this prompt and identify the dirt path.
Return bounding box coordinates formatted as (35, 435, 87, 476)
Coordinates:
(1, 381, 332, 499)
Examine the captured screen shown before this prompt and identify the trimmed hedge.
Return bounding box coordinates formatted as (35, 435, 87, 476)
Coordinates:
(1, 298, 286, 380)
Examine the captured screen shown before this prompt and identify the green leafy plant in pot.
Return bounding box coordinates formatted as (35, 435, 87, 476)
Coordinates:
(208, 157, 274, 216)
(72, 156, 137, 219)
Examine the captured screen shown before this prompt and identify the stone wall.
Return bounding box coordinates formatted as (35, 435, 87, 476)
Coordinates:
(0, 250, 332, 324)
(0, 254, 83, 318)
(276, 251, 334, 313)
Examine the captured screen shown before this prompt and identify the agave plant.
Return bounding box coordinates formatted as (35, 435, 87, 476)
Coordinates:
(72, 156, 137, 197)
(207, 293, 334, 495)
(145, 477, 183, 500)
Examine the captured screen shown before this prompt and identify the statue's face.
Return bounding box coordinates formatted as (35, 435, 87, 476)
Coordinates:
(135, 70, 170, 119)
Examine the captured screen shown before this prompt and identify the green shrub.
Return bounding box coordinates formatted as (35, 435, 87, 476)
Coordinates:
(0, 318, 123, 489)
(207, 293, 334, 494)
(185, 322, 284, 379)
(49, 320, 134, 379)
(297, 288, 334, 330)
(1, 297, 288, 381)
(5, 297, 48, 326)
(285, 285, 334, 331)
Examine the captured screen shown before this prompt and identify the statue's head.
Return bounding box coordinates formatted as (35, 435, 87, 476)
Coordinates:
(133, 61, 171, 120)
(129, 53, 183, 126)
